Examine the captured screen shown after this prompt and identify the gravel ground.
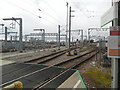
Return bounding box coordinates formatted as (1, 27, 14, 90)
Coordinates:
(42, 47, 89, 66)
(56, 50, 95, 68)
(1, 47, 66, 63)
(2, 46, 110, 88)
(76, 52, 111, 88)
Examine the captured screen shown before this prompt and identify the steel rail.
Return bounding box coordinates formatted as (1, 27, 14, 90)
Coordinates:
(2, 48, 97, 89)
(33, 49, 98, 89)
(55, 48, 97, 66)
(25, 47, 75, 63)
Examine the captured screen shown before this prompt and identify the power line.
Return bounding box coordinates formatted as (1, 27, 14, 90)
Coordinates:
(6, 1, 58, 25)
(23, 0, 64, 24)
(37, 6, 63, 24)
(42, 0, 66, 23)
(7, 1, 40, 18)
(69, 1, 95, 19)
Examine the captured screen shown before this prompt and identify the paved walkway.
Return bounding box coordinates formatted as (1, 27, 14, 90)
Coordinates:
(57, 71, 84, 88)
(0, 60, 14, 66)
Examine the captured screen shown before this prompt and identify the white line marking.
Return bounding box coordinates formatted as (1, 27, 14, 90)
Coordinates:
(37, 69, 70, 89)
(0, 66, 51, 87)
(72, 80, 81, 90)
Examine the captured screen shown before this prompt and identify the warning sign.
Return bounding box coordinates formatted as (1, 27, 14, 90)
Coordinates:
(108, 36, 120, 49)
(110, 31, 120, 36)
(108, 36, 120, 58)
(108, 27, 120, 58)
(109, 49, 120, 57)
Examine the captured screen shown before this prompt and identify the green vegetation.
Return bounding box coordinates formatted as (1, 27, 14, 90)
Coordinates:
(83, 69, 111, 88)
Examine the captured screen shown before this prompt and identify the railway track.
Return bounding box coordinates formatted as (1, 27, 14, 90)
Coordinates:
(24, 47, 76, 64)
(33, 48, 98, 89)
(2, 48, 98, 89)
(55, 49, 98, 68)
(35, 48, 97, 66)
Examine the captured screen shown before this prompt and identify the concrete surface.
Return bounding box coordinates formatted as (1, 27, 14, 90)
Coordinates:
(1, 63, 75, 88)
(0, 60, 14, 66)
(57, 71, 83, 88)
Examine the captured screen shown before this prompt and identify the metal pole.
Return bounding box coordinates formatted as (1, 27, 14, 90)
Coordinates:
(66, 2, 68, 48)
(112, 1, 118, 88)
(43, 29, 45, 50)
(81, 30, 83, 47)
(19, 18, 22, 52)
(2, 24, 4, 32)
(58, 25, 60, 50)
(56, 34, 59, 48)
(14, 35, 17, 41)
(10, 36, 12, 41)
(65, 34, 68, 48)
(5, 27, 7, 42)
(4, 27, 7, 49)
(96, 49, 98, 61)
(72, 36, 73, 42)
(0, 24, 4, 32)
(56, 34, 58, 45)
(25, 35, 27, 42)
(41, 30, 45, 50)
(88, 29, 90, 46)
(68, 6, 71, 55)
(99, 39, 102, 61)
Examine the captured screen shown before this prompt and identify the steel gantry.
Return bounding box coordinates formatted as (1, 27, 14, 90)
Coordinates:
(88, 28, 110, 46)
(24, 32, 66, 50)
(33, 29, 45, 48)
(3, 17, 23, 52)
(0, 27, 18, 41)
(28, 33, 66, 37)
(24, 32, 66, 43)
(34, 29, 45, 41)
(66, 29, 84, 46)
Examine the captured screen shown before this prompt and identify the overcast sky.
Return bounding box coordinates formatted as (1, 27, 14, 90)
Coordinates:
(0, 0, 112, 40)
